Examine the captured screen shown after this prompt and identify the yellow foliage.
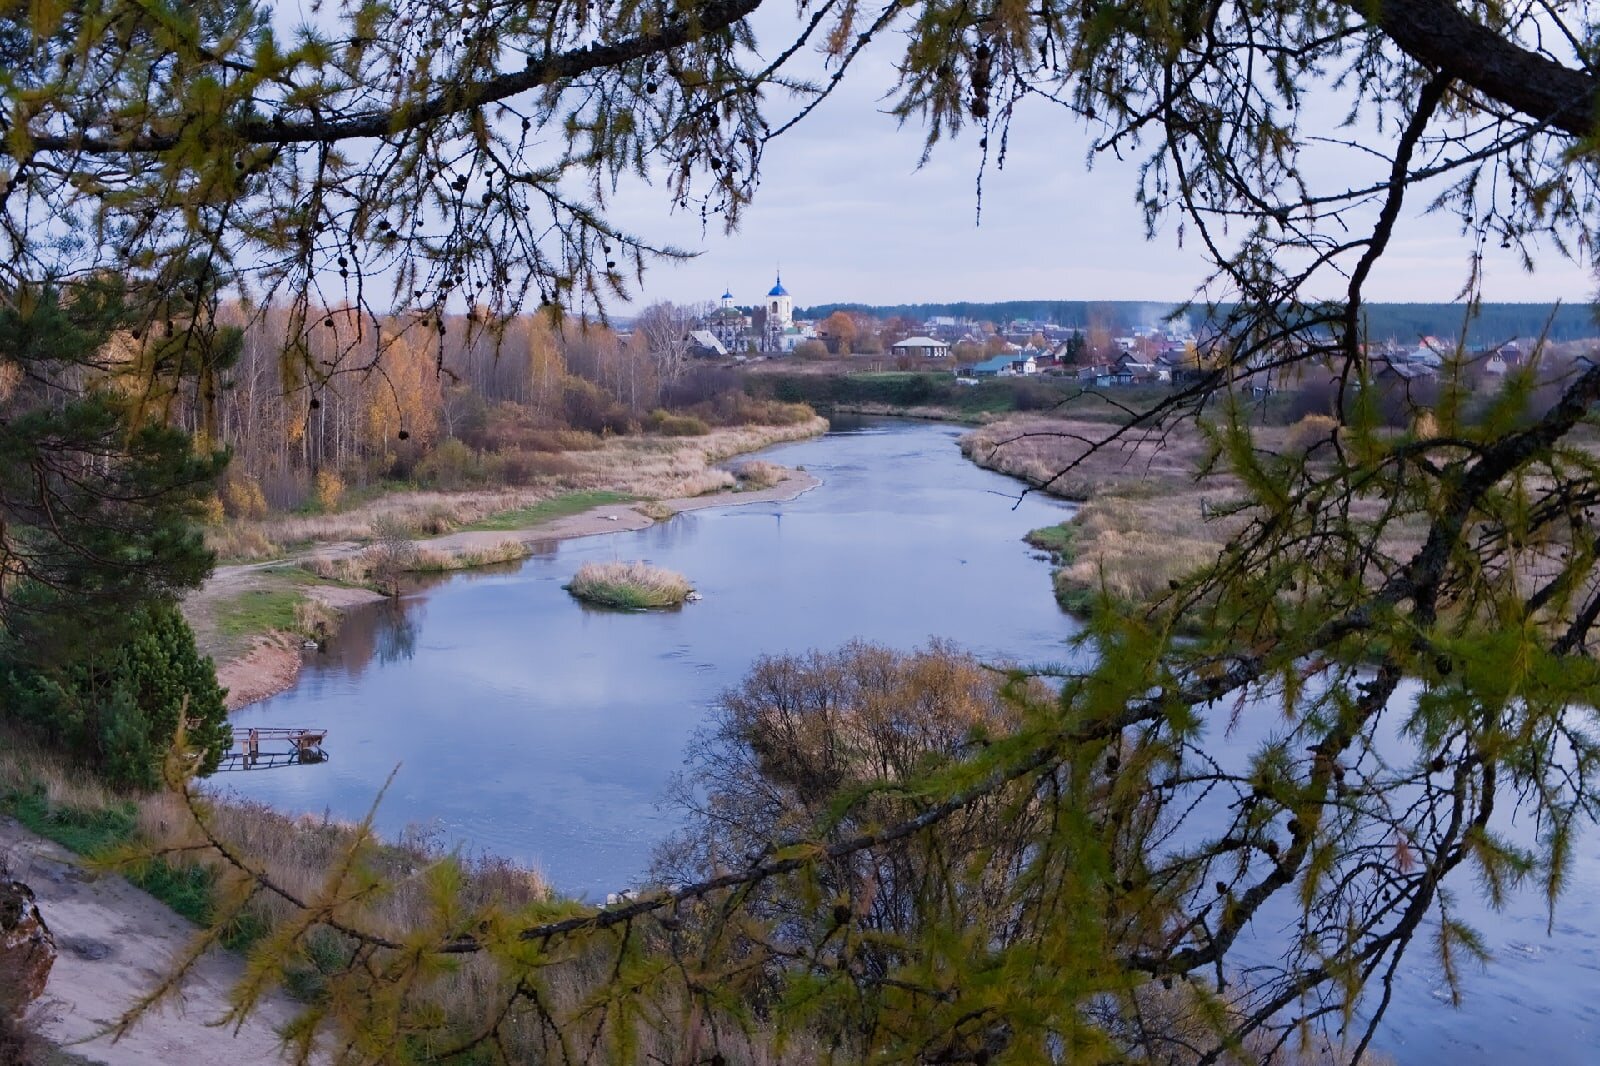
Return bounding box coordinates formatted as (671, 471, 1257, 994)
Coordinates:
(221, 473, 269, 519)
(313, 469, 345, 512)
(196, 493, 226, 526)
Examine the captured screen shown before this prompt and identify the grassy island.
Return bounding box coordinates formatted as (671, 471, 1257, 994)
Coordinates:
(565, 561, 693, 610)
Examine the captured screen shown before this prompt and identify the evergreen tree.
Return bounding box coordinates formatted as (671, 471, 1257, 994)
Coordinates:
(0, 599, 230, 789)
(0, 279, 227, 784)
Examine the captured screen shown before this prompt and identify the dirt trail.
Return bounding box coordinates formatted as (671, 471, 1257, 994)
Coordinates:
(2, 818, 307, 1065)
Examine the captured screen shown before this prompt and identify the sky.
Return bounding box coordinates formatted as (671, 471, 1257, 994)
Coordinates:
(600, 11, 1596, 312)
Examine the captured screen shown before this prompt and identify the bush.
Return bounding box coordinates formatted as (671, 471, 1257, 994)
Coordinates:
(313, 469, 345, 511)
(488, 449, 583, 485)
(415, 437, 480, 489)
(793, 339, 829, 360)
(524, 428, 605, 452)
(660, 367, 740, 409)
(197, 492, 227, 526)
(1284, 413, 1339, 457)
(564, 561, 693, 609)
(734, 459, 785, 489)
(561, 378, 634, 435)
(221, 471, 269, 518)
(644, 409, 711, 436)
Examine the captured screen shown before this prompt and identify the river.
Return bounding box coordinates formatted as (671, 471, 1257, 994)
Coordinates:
(219, 417, 1597, 1063)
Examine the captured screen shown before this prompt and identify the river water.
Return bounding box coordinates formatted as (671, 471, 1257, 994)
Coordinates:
(219, 417, 1597, 1063)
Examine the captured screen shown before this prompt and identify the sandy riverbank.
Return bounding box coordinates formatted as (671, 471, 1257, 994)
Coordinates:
(194, 469, 821, 711)
(2, 816, 307, 1065)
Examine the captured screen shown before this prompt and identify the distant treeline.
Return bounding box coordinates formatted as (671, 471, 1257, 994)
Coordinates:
(799, 300, 1600, 344)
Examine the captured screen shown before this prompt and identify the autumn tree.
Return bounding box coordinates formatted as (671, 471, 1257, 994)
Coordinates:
(848, 311, 883, 354)
(819, 310, 858, 355)
(11, 0, 1600, 1061)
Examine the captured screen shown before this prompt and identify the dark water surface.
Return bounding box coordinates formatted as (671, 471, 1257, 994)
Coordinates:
(219, 417, 1599, 1063)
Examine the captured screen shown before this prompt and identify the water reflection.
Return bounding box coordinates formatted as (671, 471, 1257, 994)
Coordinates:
(216, 417, 1600, 1063)
(224, 419, 1081, 899)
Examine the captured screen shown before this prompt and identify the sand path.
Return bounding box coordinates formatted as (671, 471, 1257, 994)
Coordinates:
(2, 817, 309, 1065)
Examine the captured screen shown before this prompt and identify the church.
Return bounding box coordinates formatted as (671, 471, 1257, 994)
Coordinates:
(698, 273, 810, 354)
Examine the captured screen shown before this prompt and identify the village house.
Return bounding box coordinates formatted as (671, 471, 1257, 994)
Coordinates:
(963, 353, 1037, 377)
(892, 335, 952, 359)
(687, 330, 728, 358)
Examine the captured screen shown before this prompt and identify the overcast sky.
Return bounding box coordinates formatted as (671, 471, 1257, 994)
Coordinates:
(603, 14, 1595, 312)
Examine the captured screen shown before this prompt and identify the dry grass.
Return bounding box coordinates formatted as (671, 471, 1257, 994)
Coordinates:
(246, 490, 538, 547)
(963, 415, 1241, 612)
(560, 419, 823, 500)
(633, 500, 677, 521)
(300, 539, 531, 588)
(961, 416, 1211, 500)
(0, 727, 120, 818)
(1055, 490, 1232, 610)
(733, 459, 786, 489)
(408, 540, 530, 573)
(565, 561, 693, 609)
(206, 522, 281, 562)
(217, 419, 826, 558)
(137, 793, 551, 943)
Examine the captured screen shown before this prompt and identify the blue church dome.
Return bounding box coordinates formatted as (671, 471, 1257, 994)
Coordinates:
(767, 273, 789, 297)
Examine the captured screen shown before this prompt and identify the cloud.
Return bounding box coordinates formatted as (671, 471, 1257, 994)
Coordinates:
(601, 12, 1591, 310)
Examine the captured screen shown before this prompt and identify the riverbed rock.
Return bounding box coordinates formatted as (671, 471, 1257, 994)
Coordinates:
(0, 880, 54, 1013)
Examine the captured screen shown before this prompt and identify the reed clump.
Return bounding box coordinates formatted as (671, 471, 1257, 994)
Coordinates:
(733, 459, 785, 489)
(565, 561, 693, 610)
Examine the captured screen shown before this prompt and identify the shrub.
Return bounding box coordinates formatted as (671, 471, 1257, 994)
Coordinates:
(197, 492, 227, 526)
(221, 471, 269, 518)
(660, 367, 740, 408)
(793, 339, 828, 360)
(313, 469, 345, 511)
(362, 518, 418, 595)
(734, 459, 784, 489)
(415, 437, 480, 489)
(644, 409, 711, 436)
(561, 378, 634, 435)
(487, 449, 582, 484)
(259, 468, 311, 511)
(206, 523, 280, 562)
(1284, 413, 1340, 457)
(564, 561, 693, 609)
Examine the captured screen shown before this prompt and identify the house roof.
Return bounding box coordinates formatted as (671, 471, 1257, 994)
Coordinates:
(892, 336, 948, 348)
(687, 330, 727, 355)
(966, 355, 1018, 373)
(1376, 359, 1434, 380)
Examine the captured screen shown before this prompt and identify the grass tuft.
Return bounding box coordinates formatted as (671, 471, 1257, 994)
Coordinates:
(733, 459, 785, 489)
(565, 561, 693, 610)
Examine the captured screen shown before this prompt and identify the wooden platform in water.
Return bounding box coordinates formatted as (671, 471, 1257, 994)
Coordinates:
(215, 727, 328, 771)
